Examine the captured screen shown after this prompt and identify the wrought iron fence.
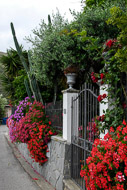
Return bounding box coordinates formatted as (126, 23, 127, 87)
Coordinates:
(11, 106, 17, 114)
(71, 83, 99, 190)
(121, 72, 127, 120)
(45, 100, 63, 134)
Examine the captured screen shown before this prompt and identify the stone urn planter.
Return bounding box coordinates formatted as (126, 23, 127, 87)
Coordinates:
(64, 65, 78, 89)
(65, 73, 77, 89)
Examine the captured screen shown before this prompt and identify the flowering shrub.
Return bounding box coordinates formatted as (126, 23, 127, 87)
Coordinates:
(7, 97, 32, 142)
(15, 101, 54, 143)
(27, 124, 55, 164)
(15, 101, 45, 142)
(91, 38, 125, 132)
(7, 98, 56, 164)
(7, 117, 18, 142)
(80, 120, 127, 190)
(10, 97, 32, 122)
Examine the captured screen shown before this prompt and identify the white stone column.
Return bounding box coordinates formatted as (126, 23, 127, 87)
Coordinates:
(99, 84, 108, 139)
(62, 88, 79, 143)
(100, 84, 108, 115)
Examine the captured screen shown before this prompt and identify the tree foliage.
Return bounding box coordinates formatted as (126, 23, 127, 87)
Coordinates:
(73, 1, 124, 42)
(107, 6, 127, 71)
(0, 48, 28, 104)
(27, 11, 78, 102)
(26, 2, 127, 102)
(12, 70, 28, 105)
(69, 0, 127, 78)
(6, 1, 122, 104)
(0, 94, 7, 119)
(82, 0, 127, 8)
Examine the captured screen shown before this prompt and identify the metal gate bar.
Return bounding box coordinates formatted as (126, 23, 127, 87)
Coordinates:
(71, 83, 99, 189)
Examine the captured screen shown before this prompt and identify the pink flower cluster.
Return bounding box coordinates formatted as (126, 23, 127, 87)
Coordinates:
(15, 102, 45, 143)
(7, 97, 32, 142)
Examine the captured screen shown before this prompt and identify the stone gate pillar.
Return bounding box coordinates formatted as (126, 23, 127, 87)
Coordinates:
(62, 88, 79, 143)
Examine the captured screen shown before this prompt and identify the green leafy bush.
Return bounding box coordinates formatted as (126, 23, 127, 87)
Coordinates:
(0, 94, 7, 119)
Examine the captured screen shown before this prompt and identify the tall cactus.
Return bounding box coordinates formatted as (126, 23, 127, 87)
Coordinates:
(10, 22, 43, 104)
(28, 52, 43, 103)
(24, 79, 33, 103)
(48, 14, 51, 25)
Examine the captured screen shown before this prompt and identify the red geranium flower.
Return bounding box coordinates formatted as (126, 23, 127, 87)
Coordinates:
(97, 94, 107, 102)
(101, 80, 104, 85)
(122, 103, 127, 109)
(102, 94, 107, 98)
(97, 95, 103, 102)
(100, 73, 105, 79)
(49, 121, 51, 125)
(106, 39, 114, 48)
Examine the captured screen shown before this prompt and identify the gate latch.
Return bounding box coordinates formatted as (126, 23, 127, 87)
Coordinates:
(64, 109, 66, 114)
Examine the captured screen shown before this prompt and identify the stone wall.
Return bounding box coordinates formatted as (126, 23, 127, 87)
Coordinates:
(15, 135, 71, 190)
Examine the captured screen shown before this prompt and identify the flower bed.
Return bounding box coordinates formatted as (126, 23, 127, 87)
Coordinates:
(7, 97, 56, 165)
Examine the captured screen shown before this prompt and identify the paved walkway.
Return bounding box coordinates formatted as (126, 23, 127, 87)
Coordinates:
(0, 125, 54, 190)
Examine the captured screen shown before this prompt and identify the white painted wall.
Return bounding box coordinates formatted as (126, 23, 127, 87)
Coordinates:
(100, 84, 109, 139)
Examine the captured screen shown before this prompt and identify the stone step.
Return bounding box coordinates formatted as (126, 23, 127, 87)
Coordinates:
(63, 179, 81, 190)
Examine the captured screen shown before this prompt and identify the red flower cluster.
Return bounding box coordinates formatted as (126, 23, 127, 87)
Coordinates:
(27, 124, 55, 164)
(122, 103, 127, 109)
(11, 101, 46, 143)
(80, 120, 127, 190)
(91, 72, 98, 83)
(91, 72, 105, 84)
(106, 39, 117, 48)
(103, 39, 119, 52)
(103, 39, 122, 53)
(7, 100, 56, 165)
(97, 94, 107, 102)
(100, 73, 105, 79)
(96, 114, 105, 122)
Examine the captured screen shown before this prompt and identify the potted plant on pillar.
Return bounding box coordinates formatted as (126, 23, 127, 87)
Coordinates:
(64, 64, 79, 89)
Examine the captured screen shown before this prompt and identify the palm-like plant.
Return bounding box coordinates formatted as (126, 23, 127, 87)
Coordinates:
(0, 48, 28, 103)
(0, 48, 26, 77)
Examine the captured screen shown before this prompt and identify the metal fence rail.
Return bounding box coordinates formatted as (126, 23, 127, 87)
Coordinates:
(45, 100, 63, 133)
